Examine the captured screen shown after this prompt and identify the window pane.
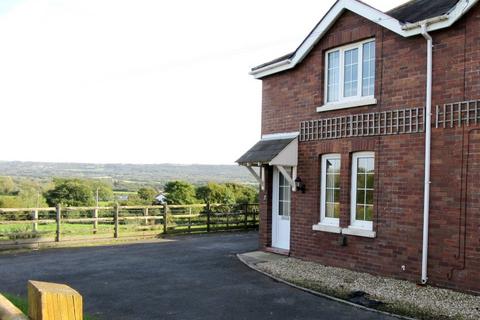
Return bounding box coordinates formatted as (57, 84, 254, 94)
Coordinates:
(357, 174, 365, 188)
(344, 48, 358, 97)
(327, 51, 340, 102)
(326, 159, 340, 174)
(356, 205, 365, 220)
(326, 203, 335, 218)
(333, 174, 340, 188)
(327, 173, 337, 189)
(362, 41, 375, 96)
(358, 158, 367, 173)
(366, 174, 374, 189)
(284, 202, 290, 217)
(286, 186, 291, 202)
(356, 190, 365, 205)
(365, 158, 374, 173)
(326, 189, 334, 202)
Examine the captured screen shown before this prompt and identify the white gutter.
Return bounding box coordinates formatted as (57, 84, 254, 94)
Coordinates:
(420, 23, 432, 285)
(402, 15, 448, 31)
(249, 59, 291, 76)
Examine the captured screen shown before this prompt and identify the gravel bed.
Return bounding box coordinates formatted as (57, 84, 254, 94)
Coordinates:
(256, 257, 480, 320)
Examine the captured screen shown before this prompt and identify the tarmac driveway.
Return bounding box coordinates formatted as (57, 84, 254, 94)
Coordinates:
(0, 232, 396, 319)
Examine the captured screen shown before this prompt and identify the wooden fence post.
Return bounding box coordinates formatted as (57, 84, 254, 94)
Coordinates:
(28, 280, 82, 320)
(163, 204, 168, 234)
(55, 205, 61, 242)
(32, 209, 39, 233)
(244, 204, 248, 230)
(144, 207, 149, 225)
(206, 203, 211, 233)
(93, 208, 98, 234)
(114, 204, 119, 239)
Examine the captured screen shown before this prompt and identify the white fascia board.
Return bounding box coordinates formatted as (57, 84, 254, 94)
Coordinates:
(250, 59, 292, 79)
(261, 132, 299, 140)
(250, 0, 479, 79)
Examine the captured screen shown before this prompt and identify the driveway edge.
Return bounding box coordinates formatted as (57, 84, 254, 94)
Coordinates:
(236, 253, 414, 320)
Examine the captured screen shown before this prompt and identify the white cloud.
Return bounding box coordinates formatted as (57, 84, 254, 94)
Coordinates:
(0, 0, 407, 164)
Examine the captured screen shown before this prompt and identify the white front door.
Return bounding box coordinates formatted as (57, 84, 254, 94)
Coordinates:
(272, 167, 291, 250)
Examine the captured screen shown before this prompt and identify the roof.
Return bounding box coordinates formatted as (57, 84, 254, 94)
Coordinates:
(236, 137, 296, 165)
(388, 0, 460, 23)
(250, 0, 477, 79)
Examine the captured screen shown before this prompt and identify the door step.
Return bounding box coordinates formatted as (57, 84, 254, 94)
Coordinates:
(265, 247, 290, 256)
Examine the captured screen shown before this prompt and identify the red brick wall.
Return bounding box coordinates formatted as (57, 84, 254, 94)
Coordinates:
(258, 7, 480, 293)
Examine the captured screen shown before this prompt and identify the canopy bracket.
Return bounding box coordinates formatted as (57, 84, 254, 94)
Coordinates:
(277, 165, 297, 191)
(246, 166, 265, 191)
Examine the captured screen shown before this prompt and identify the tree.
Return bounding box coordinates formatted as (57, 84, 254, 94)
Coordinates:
(164, 181, 197, 205)
(17, 187, 48, 208)
(0, 176, 15, 195)
(87, 180, 113, 202)
(44, 179, 95, 207)
(137, 187, 157, 202)
(225, 183, 258, 204)
(196, 182, 235, 205)
(0, 196, 23, 208)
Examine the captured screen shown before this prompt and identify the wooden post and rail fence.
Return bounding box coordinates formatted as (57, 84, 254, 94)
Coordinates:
(0, 203, 259, 250)
(0, 280, 82, 320)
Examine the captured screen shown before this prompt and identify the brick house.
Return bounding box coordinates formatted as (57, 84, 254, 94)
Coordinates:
(237, 0, 480, 293)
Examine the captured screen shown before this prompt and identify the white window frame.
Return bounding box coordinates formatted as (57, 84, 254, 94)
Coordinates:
(319, 154, 341, 227)
(350, 151, 375, 230)
(321, 39, 376, 112)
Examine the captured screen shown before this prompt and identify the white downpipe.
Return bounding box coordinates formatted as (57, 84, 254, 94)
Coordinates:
(421, 24, 432, 285)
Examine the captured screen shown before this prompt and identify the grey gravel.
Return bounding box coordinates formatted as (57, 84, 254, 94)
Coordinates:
(256, 257, 480, 320)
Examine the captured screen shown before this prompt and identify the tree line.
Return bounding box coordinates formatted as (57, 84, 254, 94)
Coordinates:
(0, 176, 258, 208)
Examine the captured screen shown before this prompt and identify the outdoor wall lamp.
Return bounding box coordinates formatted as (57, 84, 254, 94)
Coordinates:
(295, 177, 306, 193)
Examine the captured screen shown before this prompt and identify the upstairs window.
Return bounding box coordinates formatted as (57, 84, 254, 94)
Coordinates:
(325, 39, 375, 104)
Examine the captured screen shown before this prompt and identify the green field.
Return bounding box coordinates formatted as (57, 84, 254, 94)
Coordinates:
(0, 215, 257, 242)
(0, 221, 165, 241)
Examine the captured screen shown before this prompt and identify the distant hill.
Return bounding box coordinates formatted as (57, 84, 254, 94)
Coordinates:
(0, 161, 256, 187)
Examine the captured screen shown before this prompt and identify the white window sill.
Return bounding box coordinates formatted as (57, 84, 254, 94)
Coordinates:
(342, 227, 376, 238)
(312, 223, 341, 234)
(316, 97, 377, 113)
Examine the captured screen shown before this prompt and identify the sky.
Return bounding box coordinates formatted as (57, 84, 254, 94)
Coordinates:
(0, 0, 407, 165)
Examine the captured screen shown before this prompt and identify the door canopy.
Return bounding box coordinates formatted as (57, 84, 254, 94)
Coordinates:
(236, 133, 298, 190)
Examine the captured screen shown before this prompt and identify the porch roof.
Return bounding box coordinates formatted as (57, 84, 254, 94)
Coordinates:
(236, 136, 298, 167)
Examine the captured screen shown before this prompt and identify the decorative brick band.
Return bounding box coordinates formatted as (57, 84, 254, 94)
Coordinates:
(299, 107, 425, 142)
(435, 100, 480, 128)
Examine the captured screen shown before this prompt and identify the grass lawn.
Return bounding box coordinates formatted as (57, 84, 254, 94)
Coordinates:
(0, 213, 257, 242)
(0, 222, 165, 241)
